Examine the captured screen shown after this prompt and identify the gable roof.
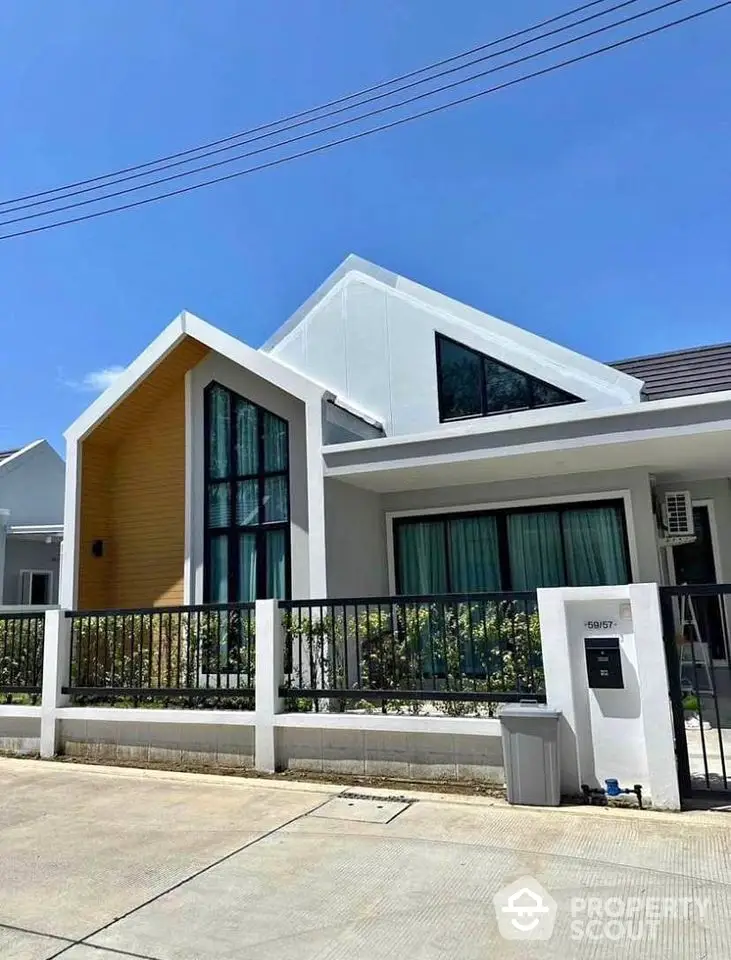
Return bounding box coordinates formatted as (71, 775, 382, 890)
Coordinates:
(65, 311, 327, 444)
(0, 440, 46, 473)
(262, 255, 398, 351)
(612, 343, 731, 401)
(263, 255, 645, 408)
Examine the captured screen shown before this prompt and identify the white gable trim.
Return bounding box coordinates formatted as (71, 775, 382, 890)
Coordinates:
(65, 311, 327, 444)
(265, 257, 644, 408)
(62, 310, 334, 608)
(0, 440, 45, 475)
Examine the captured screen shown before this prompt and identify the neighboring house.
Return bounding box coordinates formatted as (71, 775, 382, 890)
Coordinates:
(0, 440, 65, 605)
(60, 255, 731, 661)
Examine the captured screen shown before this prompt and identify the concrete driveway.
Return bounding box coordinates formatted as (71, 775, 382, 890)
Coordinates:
(1, 758, 731, 959)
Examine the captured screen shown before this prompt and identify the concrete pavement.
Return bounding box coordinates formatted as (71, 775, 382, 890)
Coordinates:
(1, 757, 730, 958)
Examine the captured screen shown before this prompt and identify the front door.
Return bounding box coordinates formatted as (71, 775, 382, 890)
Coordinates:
(672, 505, 726, 660)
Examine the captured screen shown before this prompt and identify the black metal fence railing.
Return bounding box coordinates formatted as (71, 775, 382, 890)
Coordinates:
(64, 604, 255, 708)
(280, 594, 544, 715)
(660, 583, 731, 796)
(0, 613, 45, 702)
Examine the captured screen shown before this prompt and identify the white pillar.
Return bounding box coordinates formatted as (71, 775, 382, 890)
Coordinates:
(0, 509, 9, 604)
(537, 587, 581, 797)
(59, 440, 80, 610)
(629, 583, 680, 810)
(305, 399, 328, 598)
(254, 599, 284, 772)
(40, 609, 71, 758)
(537, 584, 680, 810)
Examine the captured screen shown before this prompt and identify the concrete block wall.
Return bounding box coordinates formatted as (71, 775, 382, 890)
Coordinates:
(276, 727, 503, 781)
(0, 714, 40, 755)
(59, 718, 255, 769)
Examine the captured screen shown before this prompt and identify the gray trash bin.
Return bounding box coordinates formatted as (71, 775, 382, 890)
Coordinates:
(500, 704, 561, 807)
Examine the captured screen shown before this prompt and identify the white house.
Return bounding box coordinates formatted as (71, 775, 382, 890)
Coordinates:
(59, 255, 731, 635)
(7, 252, 728, 805)
(0, 440, 64, 606)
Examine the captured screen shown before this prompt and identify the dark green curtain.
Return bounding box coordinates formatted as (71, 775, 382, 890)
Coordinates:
(209, 386, 230, 479)
(563, 506, 628, 586)
(208, 535, 228, 602)
(397, 522, 448, 594)
(508, 511, 564, 589)
(263, 411, 288, 471)
(235, 399, 258, 475)
(397, 504, 628, 595)
(236, 479, 259, 526)
(265, 529, 287, 598)
(448, 516, 501, 592)
(208, 484, 230, 528)
(264, 475, 288, 523)
(238, 533, 257, 602)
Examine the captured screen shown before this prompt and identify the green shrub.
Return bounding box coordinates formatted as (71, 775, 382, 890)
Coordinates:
(0, 615, 44, 702)
(282, 600, 543, 717)
(68, 608, 255, 708)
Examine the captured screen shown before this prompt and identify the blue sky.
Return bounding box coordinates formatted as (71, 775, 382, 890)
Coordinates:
(1, 1, 729, 452)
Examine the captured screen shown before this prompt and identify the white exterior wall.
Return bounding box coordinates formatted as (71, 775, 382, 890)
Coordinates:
(324, 479, 388, 598)
(0, 442, 64, 526)
(269, 264, 643, 437)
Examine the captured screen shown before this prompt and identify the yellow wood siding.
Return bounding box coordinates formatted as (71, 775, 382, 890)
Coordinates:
(76, 337, 208, 610)
(77, 444, 112, 609)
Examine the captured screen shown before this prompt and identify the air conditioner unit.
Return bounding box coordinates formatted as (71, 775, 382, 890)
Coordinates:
(663, 491, 695, 537)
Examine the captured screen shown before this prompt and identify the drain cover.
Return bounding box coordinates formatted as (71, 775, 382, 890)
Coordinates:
(310, 795, 410, 824)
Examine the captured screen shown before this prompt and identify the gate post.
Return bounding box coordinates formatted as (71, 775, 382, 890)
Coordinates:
(254, 599, 284, 772)
(539, 584, 681, 810)
(629, 583, 681, 809)
(659, 589, 692, 799)
(40, 609, 71, 758)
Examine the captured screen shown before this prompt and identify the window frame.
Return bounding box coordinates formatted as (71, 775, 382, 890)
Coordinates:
(203, 381, 292, 603)
(393, 499, 632, 594)
(19, 569, 53, 606)
(435, 332, 581, 423)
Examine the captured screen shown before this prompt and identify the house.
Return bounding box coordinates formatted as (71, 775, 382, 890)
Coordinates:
(0, 441, 65, 606)
(60, 256, 731, 667)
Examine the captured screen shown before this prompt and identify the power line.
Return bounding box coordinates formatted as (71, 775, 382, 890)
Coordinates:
(1, 1, 727, 242)
(0, 0, 622, 210)
(0, 0, 690, 227)
(0, 0, 645, 216)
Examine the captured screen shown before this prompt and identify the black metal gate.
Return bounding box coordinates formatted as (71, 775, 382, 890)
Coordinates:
(660, 584, 731, 800)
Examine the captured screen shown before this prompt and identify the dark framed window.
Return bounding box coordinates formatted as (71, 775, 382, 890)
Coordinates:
(435, 333, 581, 422)
(394, 500, 631, 594)
(204, 382, 290, 603)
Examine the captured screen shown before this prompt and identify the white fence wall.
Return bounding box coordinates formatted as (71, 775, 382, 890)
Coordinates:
(0, 588, 680, 808)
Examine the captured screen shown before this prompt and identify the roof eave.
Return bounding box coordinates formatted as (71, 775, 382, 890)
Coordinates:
(64, 311, 327, 445)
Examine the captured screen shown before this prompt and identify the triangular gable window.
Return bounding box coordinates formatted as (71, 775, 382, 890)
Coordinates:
(435, 333, 581, 422)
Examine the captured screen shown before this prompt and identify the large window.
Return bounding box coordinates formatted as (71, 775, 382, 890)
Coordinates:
(395, 501, 630, 594)
(435, 333, 581, 422)
(204, 382, 290, 603)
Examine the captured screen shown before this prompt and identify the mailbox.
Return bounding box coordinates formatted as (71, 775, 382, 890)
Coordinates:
(585, 637, 624, 689)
